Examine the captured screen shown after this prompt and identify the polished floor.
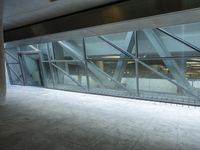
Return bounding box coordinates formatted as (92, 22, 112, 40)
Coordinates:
(0, 86, 200, 150)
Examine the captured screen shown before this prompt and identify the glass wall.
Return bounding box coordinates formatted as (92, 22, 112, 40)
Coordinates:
(5, 47, 24, 85)
(5, 22, 200, 105)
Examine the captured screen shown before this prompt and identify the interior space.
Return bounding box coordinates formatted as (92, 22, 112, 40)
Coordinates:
(1, 0, 200, 150)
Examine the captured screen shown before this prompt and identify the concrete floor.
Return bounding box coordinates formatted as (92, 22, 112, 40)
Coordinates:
(0, 86, 200, 150)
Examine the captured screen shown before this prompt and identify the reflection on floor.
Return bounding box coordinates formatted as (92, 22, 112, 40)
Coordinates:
(0, 86, 200, 150)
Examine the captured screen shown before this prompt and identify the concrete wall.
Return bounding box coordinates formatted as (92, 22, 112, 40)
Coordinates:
(0, 0, 6, 104)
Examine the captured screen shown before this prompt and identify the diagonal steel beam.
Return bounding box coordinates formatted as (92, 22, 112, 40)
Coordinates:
(157, 28, 200, 54)
(51, 62, 85, 89)
(138, 60, 199, 100)
(58, 41, 133, 93)
(5, 50, 18, 62)
(113, 32, 135, 82)
(7, 65, 24, 83)
(58, 41, 83, 61)
(99, 32, 199, 99)
(28, 45, 40, 52)
(143, 29, 193, 91)
(58, 41, 106, 87)
(98, 35, 136, 59)
(88, 60, 133, 93)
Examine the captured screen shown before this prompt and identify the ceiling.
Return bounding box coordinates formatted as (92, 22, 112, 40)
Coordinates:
(6, 7, 200, 48)
(5, 0, 200, 45)
(3, 0, 119, 30)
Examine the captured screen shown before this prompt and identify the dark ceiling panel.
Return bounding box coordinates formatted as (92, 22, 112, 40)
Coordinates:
(4, 0, 200, 42)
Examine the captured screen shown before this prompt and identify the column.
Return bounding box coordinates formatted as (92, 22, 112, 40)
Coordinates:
(0, 0, 6, 104)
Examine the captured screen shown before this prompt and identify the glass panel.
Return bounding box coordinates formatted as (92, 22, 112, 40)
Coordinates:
(42, 62, 54, 88)
(6, 54, 18, 63)
(162, 22, 200, 48)
(138, 31, 158, 58)
(5, 47, 19, 63)
(5, 21, 200, 106)
(140, 57, 200, 91)
(51, 61, 87, 91)
(21, 54, 43, 86)
(52, 38, 84, 61)
(178, 57, 200, 90)
(7, 64, 23, 85)
(138, 60, 199, 103)
(87, 59, 136, 97)
(38, 43, 49, 61)
(139, 59, 174, 80)
(19, 44, 38, 51)
(138, 30, 200, 58)
(156, 29, 200, 57)
(52, 65, 79, 91)
(103, 32, 136, 55)
(85, 36, 132, 59)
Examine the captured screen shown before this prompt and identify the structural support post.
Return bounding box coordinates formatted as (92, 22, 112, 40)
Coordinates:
(135, 31, 139, 97)
(83, 38, 90, 91)
(0, 0, 6, 104)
